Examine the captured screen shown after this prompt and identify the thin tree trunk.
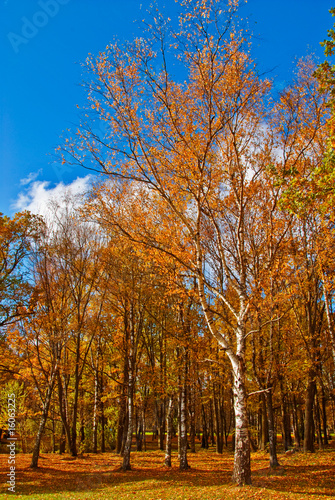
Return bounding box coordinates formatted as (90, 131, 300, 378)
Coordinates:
(92, 370, 99, 453)
(101, 398, 106, 453)
(59, 425, 66, 454)
(314, 390, 323, 450)
(259, 393, 269, 450)
(189, 386, 196, 453)
(201, 404, 209, 449)
(281, 393, 292, 451)
(51, 409, 56, 453)
(70, 334, 81, 457)
(292, 394, 301, 448)
(117, 349, 128, 454)
(179, 376, 189, 470)
(165, 396, 174, 467)
(122, 377, 133, 470)
(142, 403, 147, 452)
(209, 400, 215, 447)
(213, 384, 223, 454)
(122, 314, 135, 471)
(265, 388, 279, 468)
(304, 369, 316, 453)
(30, 367, 57, 468)
(321, 384, 328, 446)
(57, 372, 71, 453)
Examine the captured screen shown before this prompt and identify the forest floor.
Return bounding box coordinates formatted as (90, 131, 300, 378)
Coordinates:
(0, 442, 334, 499)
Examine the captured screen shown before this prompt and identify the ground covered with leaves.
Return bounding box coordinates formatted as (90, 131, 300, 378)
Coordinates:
(0, 446, 334, 499)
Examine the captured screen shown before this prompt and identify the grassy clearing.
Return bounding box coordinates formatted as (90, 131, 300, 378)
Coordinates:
(0, 445, 334, 499)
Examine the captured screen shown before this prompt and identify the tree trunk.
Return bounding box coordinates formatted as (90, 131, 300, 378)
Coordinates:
(209, 401, 215, 447)
(304, 369, 316, 453)
(321, 384, 328, 446)
(122, 382, 133, 470)
(70, 335, 81, 457)
(314, 391, 323, 450)
(57, 371, 71, 453)
(265, 389, 279, 468)
(116, 355, 128, 454)
(136, 409, 143, 452)
(231, 359, 251, 485)
(92, 370, 99, 453)
(201, 404, 209, 449)
(30, 368, 57, 468)
(142, 404, 147, 452)
(155, 400, 165, 451)
(213, 384, 223, 454)
(281, 393, 292, 451)
(122, 318, 135, 471)
(292, 394, 301, 448)
(179, 378, 189, 470)
(59, 425, 66, 454)
(189, 384, 196, 453)
(101, 398, 106, 453)
(258, 393, 268, 450)
(165, 396, 174, 467)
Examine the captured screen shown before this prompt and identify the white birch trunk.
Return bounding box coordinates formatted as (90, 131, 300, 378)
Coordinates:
(231, 355, 251, 485)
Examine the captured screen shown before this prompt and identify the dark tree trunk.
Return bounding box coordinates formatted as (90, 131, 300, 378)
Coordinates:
(136, 413, 143, 452)
(122, 350, 134, 470)
(223, 398, 232, 448)
(189, 385, 196, 453)
(117, 353, 128, 454)
(265, 389, 279, 468)
(292, 394, 301, 448)
(179, 378, 189, 470)
(57, 372, 71, 453)
(201, 404, 209, 449)
(155, 400, 166, 451)
(122, 370, 133, 469)
(30, 368, 57, 468)
(304, 370, 316, 453)
(59, 425, 66, 454)
(281, 395, 292, 451)
(70, 335, 82, 457)
(51, 412, 56, 453)
(213, 384, 223, 454)
(314, 391, 323, 450)
(142, 403, 147, 452)
(258, 393, 268, 450)
(321, 384, 328, 446)
(122, 309, 137, 471)
(209, 401, 215, 447)
(101, 399, 106, 453)
(92, 370, 99, 453)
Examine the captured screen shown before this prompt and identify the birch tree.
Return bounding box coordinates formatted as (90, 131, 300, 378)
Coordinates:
(61, 0, 325, 484)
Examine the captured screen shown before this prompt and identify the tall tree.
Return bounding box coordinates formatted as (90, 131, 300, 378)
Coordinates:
(61, 0, 328, 484)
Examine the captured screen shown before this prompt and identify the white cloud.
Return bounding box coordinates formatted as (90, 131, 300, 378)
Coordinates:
(20, 169, 42, 186)
(12, 176, 93, 219)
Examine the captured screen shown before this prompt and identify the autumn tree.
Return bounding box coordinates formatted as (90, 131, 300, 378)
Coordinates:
(270, 59, 329, 453)
(13, 217, 72, 468)
(0, 211, 41, 333)
(61, 0, 279, 484)
(59, 0, 332, 484)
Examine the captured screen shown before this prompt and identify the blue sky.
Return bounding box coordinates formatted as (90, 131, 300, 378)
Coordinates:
(0, 0, 333, 217)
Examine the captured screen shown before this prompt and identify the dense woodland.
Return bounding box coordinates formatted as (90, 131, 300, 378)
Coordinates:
(1, 0, 335, 488)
